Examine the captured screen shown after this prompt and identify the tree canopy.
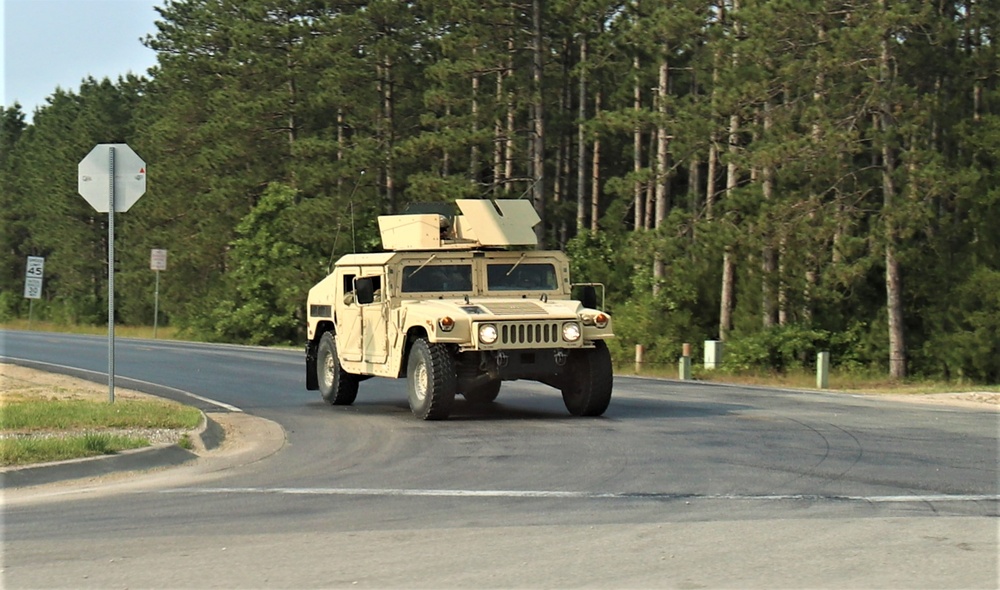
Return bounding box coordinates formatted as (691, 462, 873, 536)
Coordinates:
(3, 0, 998, 382)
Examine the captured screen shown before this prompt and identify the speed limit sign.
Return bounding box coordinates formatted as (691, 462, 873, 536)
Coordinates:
(24, 256, 44, 299)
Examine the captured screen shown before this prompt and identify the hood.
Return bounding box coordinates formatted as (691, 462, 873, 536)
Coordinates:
(404, 297, 582, 320)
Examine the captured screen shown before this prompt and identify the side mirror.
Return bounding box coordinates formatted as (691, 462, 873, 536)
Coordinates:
(355, 277, 375, 305)
(580, 285, 597, 310)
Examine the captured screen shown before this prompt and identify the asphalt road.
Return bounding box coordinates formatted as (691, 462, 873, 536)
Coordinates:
(2, 330, 998, 589)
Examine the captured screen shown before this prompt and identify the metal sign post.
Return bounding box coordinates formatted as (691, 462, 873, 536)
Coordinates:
(108, 147, 116, 403)
(150, 249, 167, 338)
(78, 143, 147, 404)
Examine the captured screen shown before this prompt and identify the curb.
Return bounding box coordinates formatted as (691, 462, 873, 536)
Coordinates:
(1, 412, 225, 489)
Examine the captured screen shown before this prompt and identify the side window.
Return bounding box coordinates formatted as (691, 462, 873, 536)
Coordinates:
(342, 273, 356, 305)
(361, 275, 382, 304)
(342, 272, 382, 305)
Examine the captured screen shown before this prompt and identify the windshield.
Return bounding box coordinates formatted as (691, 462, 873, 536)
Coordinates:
(487, 263, 557, 291)
(402, 264, 473, 293)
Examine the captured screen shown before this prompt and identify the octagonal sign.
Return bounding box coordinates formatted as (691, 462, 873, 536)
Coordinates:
(78, 143, 147, 212)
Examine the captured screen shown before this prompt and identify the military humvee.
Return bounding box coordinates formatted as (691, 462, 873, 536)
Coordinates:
(305, 199, 614, 420)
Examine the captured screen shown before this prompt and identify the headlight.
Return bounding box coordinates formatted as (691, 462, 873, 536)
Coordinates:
(478, 323, 498, 344)
(438, 316, 455, 332)
(562, 322, 581, 342)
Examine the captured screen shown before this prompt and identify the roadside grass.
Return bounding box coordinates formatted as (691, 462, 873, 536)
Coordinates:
(623, 364, 1000, 394)
(1, 321, 298, 350)
(1, 398, 203, 431)
(1, 366, 204, 467)
(1, 319, 183, 341)
(1, 434, 152, 466)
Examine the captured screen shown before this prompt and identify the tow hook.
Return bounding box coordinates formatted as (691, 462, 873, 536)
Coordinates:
(554, 349, 568, 366)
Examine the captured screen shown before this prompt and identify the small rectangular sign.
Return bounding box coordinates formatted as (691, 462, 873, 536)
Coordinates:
(24, 277, 42, 299)
(24, 257, 44, 299)
(150, 249, 168, 271)
(26, 256, 44, 277)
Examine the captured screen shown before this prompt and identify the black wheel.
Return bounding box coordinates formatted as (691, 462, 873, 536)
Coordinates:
(560, 341, 613, 416)
(317, 332, 359, 405)
(407, 338, 456, 420)
(462, 379, 501, 404)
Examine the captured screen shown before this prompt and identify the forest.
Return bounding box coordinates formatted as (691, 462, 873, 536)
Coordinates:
(2, 0, 998, 383)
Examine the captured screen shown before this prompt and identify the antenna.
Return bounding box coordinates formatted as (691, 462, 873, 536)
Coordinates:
(327, 170, 366, 273)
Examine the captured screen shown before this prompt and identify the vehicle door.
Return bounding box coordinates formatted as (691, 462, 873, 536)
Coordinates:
(336, 267, 363, 362)
(357, 270, 389, 365)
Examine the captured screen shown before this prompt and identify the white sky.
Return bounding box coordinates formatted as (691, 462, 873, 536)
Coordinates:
(2, 0, 161, 122)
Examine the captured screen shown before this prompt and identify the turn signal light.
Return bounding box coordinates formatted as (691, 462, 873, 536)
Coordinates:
(438, 316, 455, 332)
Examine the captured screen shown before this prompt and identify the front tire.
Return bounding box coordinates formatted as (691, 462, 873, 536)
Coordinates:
(560, 341, 613, 416)
(407, 338, 456, 420)
(317, 332, 359, 405)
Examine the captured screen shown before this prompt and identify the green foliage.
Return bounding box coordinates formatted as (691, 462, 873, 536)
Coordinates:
(1, 0, 998, 384)
(0, 291, 20, 323)
(724, 325, 831, 373)
(195, 183, 321, 345)
(929, 268, 1000, 383)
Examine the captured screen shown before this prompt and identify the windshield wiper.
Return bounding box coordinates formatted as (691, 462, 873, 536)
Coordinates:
(407, 253, 438, 278)
(505, 252, 527, 276)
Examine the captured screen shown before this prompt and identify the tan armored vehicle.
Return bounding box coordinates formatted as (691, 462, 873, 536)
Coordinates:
(305, 199, 614, 420)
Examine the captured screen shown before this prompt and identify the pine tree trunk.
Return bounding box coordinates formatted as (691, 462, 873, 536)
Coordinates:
(654, 58, 670, 226)
(381, 55, 396, 213)
(531, 0, 545, 246)
(505, 42, 515, 196)
(337, 108, 344, 196)
(555, 45, 570, 246)
(720, 0, 740, 341)
(720, 120, 737, 340)
(591, 91, 601, 234)
(761, 101, 776, 328)
(706, 44, 721, 222)
(443, 105, 451, 176)
(494, 69, 504, 190)
(470, 55, 480, 184)
(633, 56, 644, 230)
(880, 1, 907, 379)
(653, 56, 670, 293)
(577, 36, 588, 232)
(645, 131, 656, 230)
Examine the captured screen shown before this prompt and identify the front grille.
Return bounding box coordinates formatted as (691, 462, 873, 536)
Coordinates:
(501, 322, 560, 345)
(479, 321, 579, 349)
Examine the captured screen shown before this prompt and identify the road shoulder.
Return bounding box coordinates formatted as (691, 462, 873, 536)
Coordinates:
(1, 364, 286, 497)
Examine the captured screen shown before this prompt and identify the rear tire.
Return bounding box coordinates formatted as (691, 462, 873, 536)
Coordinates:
(462, 379, 501, 404)
(561, 341, 613, 416)
(407, 338, 457, 420)
(317, 332, 359, 405)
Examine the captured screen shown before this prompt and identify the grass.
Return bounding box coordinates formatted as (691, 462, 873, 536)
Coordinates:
(618, 362, 1000, 394)
(0, 433, 152, 466)
(1, 365, 205, 467)
(1, 319, 183, 341)
(1, 398, 203, 431)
